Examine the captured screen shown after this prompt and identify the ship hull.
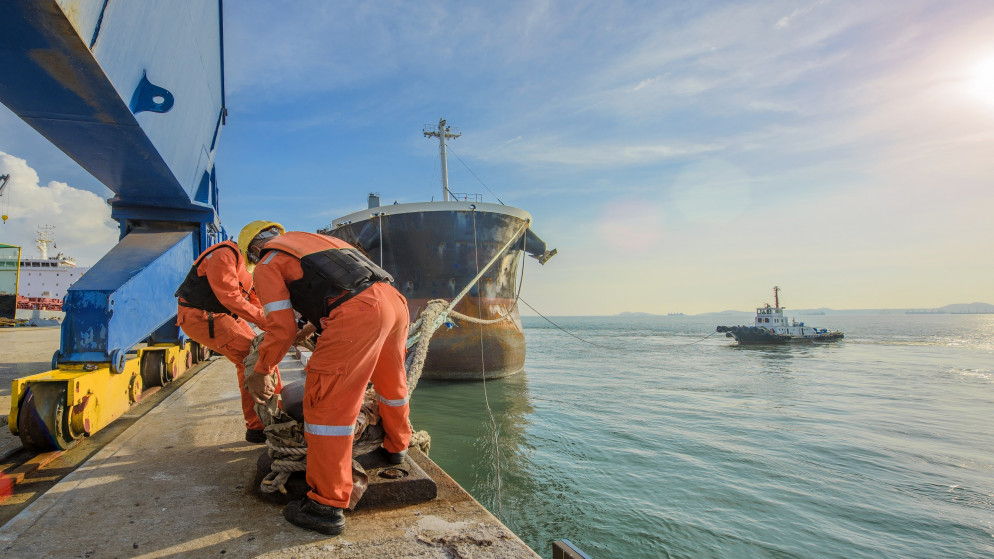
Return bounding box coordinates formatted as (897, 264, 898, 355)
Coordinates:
(324, 202, 538, 380)
(0, 294, 14, 320)
(407, 296, 525, 379)
(716, 325, 844, 344)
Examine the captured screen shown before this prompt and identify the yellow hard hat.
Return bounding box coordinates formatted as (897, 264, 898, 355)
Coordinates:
(237, 220, 284, 267)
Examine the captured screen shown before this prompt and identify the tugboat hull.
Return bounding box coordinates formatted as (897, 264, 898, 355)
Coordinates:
(717, 325, 844, 344)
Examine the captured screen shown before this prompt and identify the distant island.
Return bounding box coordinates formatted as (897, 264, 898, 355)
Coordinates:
(905, 302, 994, 314)
(617, 302, 994, 317)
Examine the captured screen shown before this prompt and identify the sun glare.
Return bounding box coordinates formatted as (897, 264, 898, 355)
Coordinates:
(966, 54, 994, 104)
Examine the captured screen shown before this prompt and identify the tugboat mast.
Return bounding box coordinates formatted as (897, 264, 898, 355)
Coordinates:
(774, 285, 781, 309)
(423, 118, 461, 202)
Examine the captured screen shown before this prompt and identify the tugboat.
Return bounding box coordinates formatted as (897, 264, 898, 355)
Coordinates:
(716, 287, 844, 344)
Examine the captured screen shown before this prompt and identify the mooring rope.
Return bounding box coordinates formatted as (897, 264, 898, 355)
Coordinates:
(684, 331, 720, 345)
(517, 297, 618, 350)
(518, 297, 721, 349)
(254, 218, 531, 497)
(440, 247, 526, 326)
(473, 210, 504, 521)
(256, 399, 306, 495)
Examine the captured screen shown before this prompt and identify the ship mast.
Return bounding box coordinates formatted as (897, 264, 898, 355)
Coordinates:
(773, 285, 781, 309)
(423, 118, 461, 201)
(36, 224, 55, 259)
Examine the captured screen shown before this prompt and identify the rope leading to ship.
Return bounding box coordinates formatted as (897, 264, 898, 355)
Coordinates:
(684, 331, 720, 345)
(473, 210, 503, 521)
(518, 297, 721, 348)
(518, 297, 619, 350)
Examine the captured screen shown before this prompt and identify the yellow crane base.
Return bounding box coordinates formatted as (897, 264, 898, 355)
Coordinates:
(8, 342, 209, 451)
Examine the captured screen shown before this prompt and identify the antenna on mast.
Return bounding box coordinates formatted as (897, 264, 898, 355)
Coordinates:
(37, 224, 55, 259)
(423, 118, 461, 201)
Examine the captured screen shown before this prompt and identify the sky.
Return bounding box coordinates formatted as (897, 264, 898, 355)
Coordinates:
(1, 0, 993, 315)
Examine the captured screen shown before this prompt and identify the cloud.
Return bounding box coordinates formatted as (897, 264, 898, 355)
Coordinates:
(0, 152, 117, 266)
(223, 1, 589, 99)
(485, 137, 724, 167)
(775, 0, 829, 29)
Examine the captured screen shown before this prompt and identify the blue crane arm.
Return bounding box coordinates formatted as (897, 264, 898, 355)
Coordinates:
(0, 0, 225, 209)
(0, 0, 227, 365)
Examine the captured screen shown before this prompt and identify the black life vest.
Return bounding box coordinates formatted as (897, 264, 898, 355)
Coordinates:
(261, 233, 393, 330)
(174, 241, 244, 315)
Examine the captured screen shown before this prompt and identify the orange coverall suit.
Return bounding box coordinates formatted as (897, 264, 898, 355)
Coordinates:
(252, 232, 412, 509)
(176, 240, 282, 431)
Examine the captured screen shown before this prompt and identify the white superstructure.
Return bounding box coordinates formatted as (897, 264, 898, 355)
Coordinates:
(752, 286, 839, 339)
(17, 226, 89, 299)
(753, 304, 827, 338)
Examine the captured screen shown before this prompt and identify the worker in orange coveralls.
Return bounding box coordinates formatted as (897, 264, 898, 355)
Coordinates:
(243, 227, 412, 536)
(174, 222, 284, 444)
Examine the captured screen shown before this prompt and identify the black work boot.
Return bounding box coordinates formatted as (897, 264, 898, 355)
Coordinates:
(245, 428, 266, 444)
(284, 497, 346, 535)
(385, 448, 407, 465)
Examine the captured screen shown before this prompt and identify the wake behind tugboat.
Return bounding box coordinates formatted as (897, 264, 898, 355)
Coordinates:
(717, 286, 844, 344)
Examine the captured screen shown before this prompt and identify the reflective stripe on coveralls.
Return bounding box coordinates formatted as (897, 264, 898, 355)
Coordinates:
(263, 299, 293, 315)
(252, 232, 412, 509)
(377, 394, 409, 407)
(176, 240, 280, 431)
(304, 423, 356, 437)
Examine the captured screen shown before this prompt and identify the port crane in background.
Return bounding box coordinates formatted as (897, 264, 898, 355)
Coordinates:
(0, 173, 10, 222)
(0, 1, 227, 449)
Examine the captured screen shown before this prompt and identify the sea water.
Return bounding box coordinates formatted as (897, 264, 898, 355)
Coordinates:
(409, 314, 994, 558)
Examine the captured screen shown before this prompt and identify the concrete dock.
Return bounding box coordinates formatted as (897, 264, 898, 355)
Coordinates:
(1, 327, 540, 558)
(0, 328, 58, 460)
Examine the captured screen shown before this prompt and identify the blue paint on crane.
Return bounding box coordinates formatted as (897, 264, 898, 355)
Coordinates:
(130, 72, 175, 114)
(59, 230, 197, 363)
(0, 0, 227, 363)
(89, 0, 111, 48)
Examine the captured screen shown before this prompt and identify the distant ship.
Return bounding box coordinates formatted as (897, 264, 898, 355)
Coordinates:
(13, 226, 89, 321)
(716, 287, 844, 344)
(321, 119, 555, 380)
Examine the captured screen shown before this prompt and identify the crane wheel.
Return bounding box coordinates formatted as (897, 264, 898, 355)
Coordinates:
(17, 383, 75, 451)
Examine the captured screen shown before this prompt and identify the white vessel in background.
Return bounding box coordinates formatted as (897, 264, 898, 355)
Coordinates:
(15, 226, 89, 322)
